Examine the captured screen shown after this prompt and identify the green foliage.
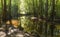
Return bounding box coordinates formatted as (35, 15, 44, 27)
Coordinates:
(0, 0, 60, 36)
(56, 0, 60, 18)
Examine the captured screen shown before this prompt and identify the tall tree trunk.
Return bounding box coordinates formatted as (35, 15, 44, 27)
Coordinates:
(2, 0, 7, 22)
(8, 0, 12, 24)
(1, 0, 3, 24)
(45, 0, 48, 37)
(8, 0, 11, 13)
(39, 0, 43, 35)
(2, 0, 8, 36)
(1, 0, 3, 10)
(50, 0, 56, 37)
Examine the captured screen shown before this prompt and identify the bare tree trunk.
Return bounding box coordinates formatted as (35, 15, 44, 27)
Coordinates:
(8, 0, 11, 13)
(1, 0, 3, 10)
(2, 0, 7, 22)
(2, 0, 8, 37)
(1, 0, 3, 24)
(39, 0, 43, 36)
(50, 0, 56, 37)
(8, 0, 12, 24)
(45, 0, 48, 37)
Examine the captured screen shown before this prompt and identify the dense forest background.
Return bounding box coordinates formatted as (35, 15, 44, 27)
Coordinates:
(0, 0, 60, 37)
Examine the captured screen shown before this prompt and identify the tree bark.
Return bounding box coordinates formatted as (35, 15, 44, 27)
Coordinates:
(50, 0, 56, 37)
(45, 0, 48, 37)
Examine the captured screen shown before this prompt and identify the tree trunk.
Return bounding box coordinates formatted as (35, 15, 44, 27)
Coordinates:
(2, 0, 7, 22)
(8, 0, 12, 24)
(45, 0, 48, 37)
(50, 0, 56, 37)
(39, 0, 43, 35)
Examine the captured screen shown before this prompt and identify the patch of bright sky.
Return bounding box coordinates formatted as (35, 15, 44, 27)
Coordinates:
(19, 0, 26, 28)
(20, 0, 26, 14)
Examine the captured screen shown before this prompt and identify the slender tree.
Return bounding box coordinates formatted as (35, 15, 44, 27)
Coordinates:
(1, 0, 3, 24)
(39, 0, 43, 35)
(44, 0, 48, 37)
(2, 0, 8, 36)
(8, 0, 12, 24)
(2, 0, 7, 23)
(50, 0, 56, 37)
